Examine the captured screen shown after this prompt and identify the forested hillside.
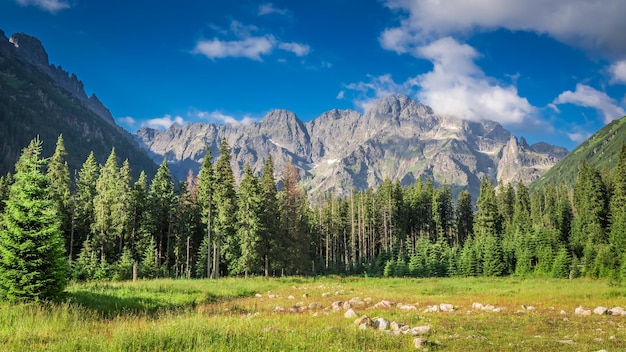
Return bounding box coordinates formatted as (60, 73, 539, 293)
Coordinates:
(2, 136, 625, 283)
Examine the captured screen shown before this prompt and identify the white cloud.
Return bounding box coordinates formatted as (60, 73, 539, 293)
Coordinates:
(609, 60, 626, 85)
(381, 0, 626, 57)
(258, 3, 288, 16)
(193, 20, 310, 61)
(567, 131, 591, 143)
(278, 42, 310, 57)
(344, 38, 536, 124)
(336, 90, 345, 100)
(16, 0, 69, 13)
(553, 83, 626, 123)
(143, 115, 185, 130)
(414, 37, 536, 124)
(118, 116, 136, 126)
(193, 36, 275, 61)
(197, 111, 257, 125)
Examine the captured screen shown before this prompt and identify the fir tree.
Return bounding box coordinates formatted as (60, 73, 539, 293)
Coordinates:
(455, 190, 473, 248)
(212, 138, 238, 277)
(259, 155, 281, 277)
(0, 138, 68, 302)
(196, 147, 214, 278)
(610, 143, 626, 256)
(235, 164, 263, 277)
(146, 159, 175, 274)
(92, 149, 123, 262)
(72, 152, 99, 261)
(47, 135, 72, 251)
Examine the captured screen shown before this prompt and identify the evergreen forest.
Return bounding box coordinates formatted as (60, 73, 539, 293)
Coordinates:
(2, 135, 626, 302)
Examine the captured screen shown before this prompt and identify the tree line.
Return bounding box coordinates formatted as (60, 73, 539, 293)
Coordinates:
(1, 135, 626, 301)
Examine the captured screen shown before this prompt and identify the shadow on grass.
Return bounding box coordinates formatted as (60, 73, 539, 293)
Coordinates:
(67, 289, 219, 319)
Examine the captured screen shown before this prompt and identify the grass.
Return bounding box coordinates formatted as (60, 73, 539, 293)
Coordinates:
(0, 277, 625, 351)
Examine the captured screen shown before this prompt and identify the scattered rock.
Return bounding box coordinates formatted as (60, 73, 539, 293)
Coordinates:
(411, 325, 431, 335)
(399, 304, 418, 311)
(560, 310, 567, 315)
(322, 292, 330, 297)
(254, 293, 262, 298)
(363, 297, 373, 304)
(274, 306, 285, 312)
(372, 300, 395, 309)
(331, 301, 343, 311)
(268, 294, 276, 299)
(557, 339, 575, 345)
(608, 307, 625, 316)
(414, 337, 428, 349)
(423, 305, 440, 313)
(593, 306, 608, 315)
(288, 295, 295, 300)
(440, 303, 454, 312)
(472, 302, 484, 310)
(343, 301, 352, 310)
(375, 317, 390, 331)
(521, 305, 535, 311)
(353, 315, 373, 328)
(390, 321, 405, 331)
(344, 308, 358, 318)
(575, 306, 591, 316)
(308, 302, 319, 309)
(302, 293, 309, 298)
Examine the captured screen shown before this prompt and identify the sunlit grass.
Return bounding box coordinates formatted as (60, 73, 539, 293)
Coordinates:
(0, 277, 624, 351)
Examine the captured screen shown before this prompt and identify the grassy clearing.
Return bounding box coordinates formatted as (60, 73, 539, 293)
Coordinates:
(0, 277, 624, 351)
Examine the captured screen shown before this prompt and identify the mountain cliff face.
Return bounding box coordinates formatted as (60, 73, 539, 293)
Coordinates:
(0, 30, 156, 177)
(136, 94, 567, 199)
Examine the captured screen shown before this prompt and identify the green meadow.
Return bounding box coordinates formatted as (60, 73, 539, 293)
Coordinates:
(0, 277, 624, 351)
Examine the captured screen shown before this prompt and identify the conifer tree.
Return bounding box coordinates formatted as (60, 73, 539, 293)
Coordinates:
(213, 138, 237, 277)
(280, 161, 310, 275)
(475, 178, 502, 238)
(72, 152, 99, 261)
(610, 143, 626, 256)
(47, 135, 72, 249)
(259, 155, 280, 277)
(196, 147, 214, 278)
(455, 190, 473, 248)
(235, 164, 263, 276)
(147, 159, 175, 274)
(92, 149, 123, 262)
(0, 138, 68, 302)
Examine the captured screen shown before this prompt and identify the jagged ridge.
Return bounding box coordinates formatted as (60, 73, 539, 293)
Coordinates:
(136, 94, 567, 199)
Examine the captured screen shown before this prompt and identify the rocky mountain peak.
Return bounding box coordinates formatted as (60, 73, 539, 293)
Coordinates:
(9, 32, 49, 68)
(365, 94, 433, 120)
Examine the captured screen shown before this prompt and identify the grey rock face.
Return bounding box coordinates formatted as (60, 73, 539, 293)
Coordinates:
(135, 94, 567, 199)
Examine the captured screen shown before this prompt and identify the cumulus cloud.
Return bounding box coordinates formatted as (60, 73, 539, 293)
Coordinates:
(258, 3, 288, 16)
(118, 116, 136, 126)
(193, 20, 310, 61)
(197, 111, 257, 125)
(381, 0, 626, 57)
(143, 115, 185, 130)
(609, 60, 626, 85)
(553, 83, 626, 123)
(278, 42, 311, 57)
(16, 0, 69, 13)
(567, 131, 591, 143)
(414, 37, 536, 124)
(344, 38, 537, 124)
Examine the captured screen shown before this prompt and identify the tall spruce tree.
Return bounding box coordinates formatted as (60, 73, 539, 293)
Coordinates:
(72, 152, 99, 261)
(146, 159, 175, 275)
(279, 161, 310, 275)
(0, 138, 68, 302)
(610, 143, 626, 257)
(47, 135, 72, 250)
(259, 155, 280, 277)
(92, 149, 123, 262)
(455, 190, 473, 248)
(196, 147, 214, 278)
(212, 138, 237, 277)
(235, 164, 263, 276)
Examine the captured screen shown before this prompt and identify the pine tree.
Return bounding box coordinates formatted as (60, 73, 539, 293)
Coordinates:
(0, 138, 68, 302)
(213, 138, 238, 277)
(235, 164, 263, 276)
(475, 178, 502, 238)
(47, 135, 71, 252)
(92, 149, 123, 262)
(481, 234, 505, 276)
(610, 143, 626, 257)
(455, 190, 473, 248)
(196, 147, 214, 278)
(147, 159, 175, 275)
(259, 156, 280, 277)
(551, 246, 571, 278)
(279, 161, 310, 275)
(72, 152, 99, 261)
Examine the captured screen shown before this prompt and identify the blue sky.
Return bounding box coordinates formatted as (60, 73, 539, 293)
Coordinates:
(2, 0, 626, 151)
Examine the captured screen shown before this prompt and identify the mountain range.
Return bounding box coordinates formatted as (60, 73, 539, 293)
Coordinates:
(0, 29, 156, 178)
(136, 94, 567, 199)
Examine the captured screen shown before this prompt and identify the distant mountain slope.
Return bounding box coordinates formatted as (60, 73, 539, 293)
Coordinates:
(532, 115, 626, 190)
(136, 94, 567, 199)
(0, 30, 156, 177)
